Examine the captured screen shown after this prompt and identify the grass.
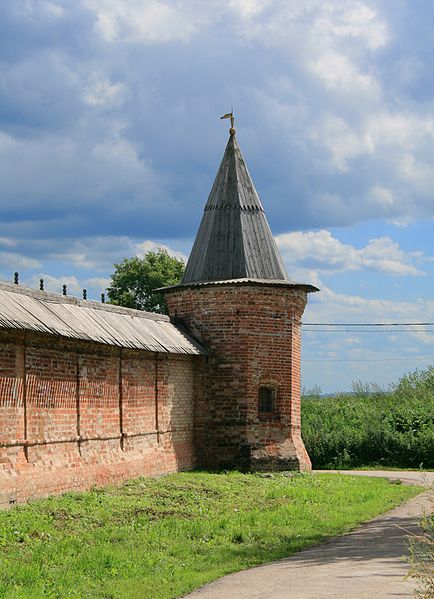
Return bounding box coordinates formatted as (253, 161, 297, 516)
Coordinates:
(407, 480, 434, 599)
(0, 471, 422, 599)
(318, 466, 434, 472)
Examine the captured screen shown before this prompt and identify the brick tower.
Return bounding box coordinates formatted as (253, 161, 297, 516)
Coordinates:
(163, 122, 318, 471)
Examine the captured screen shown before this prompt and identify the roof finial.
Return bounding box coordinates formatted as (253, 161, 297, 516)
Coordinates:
(220, 109, 235, 135)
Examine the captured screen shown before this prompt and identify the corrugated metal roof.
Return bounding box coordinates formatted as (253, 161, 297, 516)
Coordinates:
(180, 133, 308, 286)
(162, 278, 319, 293)
(0, 282, 206, 355)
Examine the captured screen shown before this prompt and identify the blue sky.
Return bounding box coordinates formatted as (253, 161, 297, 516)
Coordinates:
(1, 0, 434, 392)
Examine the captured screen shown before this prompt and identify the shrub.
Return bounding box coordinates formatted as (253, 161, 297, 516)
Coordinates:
(301, 366, 434, 469)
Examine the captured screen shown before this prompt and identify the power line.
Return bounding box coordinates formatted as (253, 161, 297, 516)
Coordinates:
(304, 356, 434, 363)
(305, 348, 432, 356)
(303, 329, 434, 333)
(302, 322, 434, 334)
(301, 322, 434, 360)
(303, 322, 434, 327)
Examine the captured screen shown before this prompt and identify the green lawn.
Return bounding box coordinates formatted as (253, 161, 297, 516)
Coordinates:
(0, 472, 422, 599)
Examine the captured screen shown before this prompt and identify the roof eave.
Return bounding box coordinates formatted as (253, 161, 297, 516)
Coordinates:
(158, 278, 320, 293)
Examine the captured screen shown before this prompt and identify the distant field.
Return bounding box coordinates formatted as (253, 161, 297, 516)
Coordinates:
(0, 471, 421, 599)
(302, 366, 434, 469)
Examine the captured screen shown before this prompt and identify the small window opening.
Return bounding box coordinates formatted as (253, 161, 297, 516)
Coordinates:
(258, 386, 275, 417)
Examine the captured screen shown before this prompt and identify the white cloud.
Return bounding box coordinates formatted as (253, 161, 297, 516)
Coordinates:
(235, 0, 388, 52)
(276, 230, 424, 276)
(83, 0, 389, 53)
(46, 236, 137, 270)
(0, 121, 167, 228)
(305, 284, 434, 345)
(301, 278, 434, 391)
(0, 237, 17, 248)
(28, 274, 109, 299)
(344, 337, 361, 345)
(229, 0, 270, 18)
(84, 276, 111, 290)
(84, 0, 198, 43)
(83, 78, 126, 108)
(369, 186, 394, 209)
(308, 283, 434, 323)
(0, 131, 19, 150)
(312, 1, 388, 50)
(26, 236, 188, 274)
(0, 252, 41, 270)
(29, 274, 81, 295)
(42, 2, 65, 17)
(309, 52, 381, 101)
(19, 1, 65, 18)
(309, 110, 434, 205)
(309, 115, 371, 173)
(135, 240, 187, 262)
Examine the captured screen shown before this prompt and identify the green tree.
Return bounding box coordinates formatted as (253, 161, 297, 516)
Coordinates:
(107, 248, 185, 314)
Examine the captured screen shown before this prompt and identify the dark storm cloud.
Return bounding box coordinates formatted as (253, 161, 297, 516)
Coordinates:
(1, 0, 434, 264)
(2, 0, 434, 393)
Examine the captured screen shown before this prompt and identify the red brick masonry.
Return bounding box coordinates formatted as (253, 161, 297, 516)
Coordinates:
(0, 330, 206, 507)
(165, 283, 312, 473)
(0, 282, 311, 506)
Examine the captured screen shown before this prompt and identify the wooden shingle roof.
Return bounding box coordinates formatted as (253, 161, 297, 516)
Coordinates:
(180, 132, 316, 292)
(0, 282, 206, 355)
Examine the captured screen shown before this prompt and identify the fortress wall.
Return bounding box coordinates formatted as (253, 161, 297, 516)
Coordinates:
(0, 330, 205, 508)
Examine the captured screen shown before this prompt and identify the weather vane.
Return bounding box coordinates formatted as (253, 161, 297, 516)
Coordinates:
(220, 109, 235, 135)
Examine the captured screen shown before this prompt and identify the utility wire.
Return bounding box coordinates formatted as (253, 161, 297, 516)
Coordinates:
(303, 329, 434, 333)
(302, 322, 434, 333)
(301, 322, 434, 360)
(303, 322, 434, 326)
(304, 356, 434, 362)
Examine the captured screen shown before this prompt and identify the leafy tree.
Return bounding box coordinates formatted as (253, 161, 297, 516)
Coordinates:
(107, 248, 185, 314)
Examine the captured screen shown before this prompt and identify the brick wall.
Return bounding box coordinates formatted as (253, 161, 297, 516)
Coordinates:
(0, 330, 205, 507)
(165, 284, 312, 472)
(0, 281, 312, 506)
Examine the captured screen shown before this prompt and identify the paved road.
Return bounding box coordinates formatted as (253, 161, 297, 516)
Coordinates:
(185, 471, 433, 599)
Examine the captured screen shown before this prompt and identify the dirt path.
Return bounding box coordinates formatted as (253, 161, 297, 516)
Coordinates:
(185, 471, 433, 599)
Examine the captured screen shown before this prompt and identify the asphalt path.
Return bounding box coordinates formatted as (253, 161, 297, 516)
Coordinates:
(185, 470, 433, 599)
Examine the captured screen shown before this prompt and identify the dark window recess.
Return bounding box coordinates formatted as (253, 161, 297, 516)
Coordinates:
(258, 387, 275, 415)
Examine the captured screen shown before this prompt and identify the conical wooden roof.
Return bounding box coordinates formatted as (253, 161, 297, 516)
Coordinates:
(181, 132, 289, 285)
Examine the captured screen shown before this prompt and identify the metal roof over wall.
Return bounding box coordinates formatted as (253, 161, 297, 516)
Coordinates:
(0, 282, 205, 355)
(162, 277, 318, 293)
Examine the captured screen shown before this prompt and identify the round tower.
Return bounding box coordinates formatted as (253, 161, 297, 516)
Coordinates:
(162, 125, 318, 471)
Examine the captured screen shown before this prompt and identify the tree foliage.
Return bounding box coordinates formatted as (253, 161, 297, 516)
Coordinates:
(301, 366, 434, 469)
(107, 248, 185, 314)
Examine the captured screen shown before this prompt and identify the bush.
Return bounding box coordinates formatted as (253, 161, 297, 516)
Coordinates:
(301, 366, 434, 469)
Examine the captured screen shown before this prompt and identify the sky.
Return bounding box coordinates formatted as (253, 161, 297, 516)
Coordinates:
(1, 0, 434, 392)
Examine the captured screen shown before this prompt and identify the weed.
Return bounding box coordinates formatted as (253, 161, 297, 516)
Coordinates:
(0, 471, 421, 599)
(408, 483, 434, 598)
